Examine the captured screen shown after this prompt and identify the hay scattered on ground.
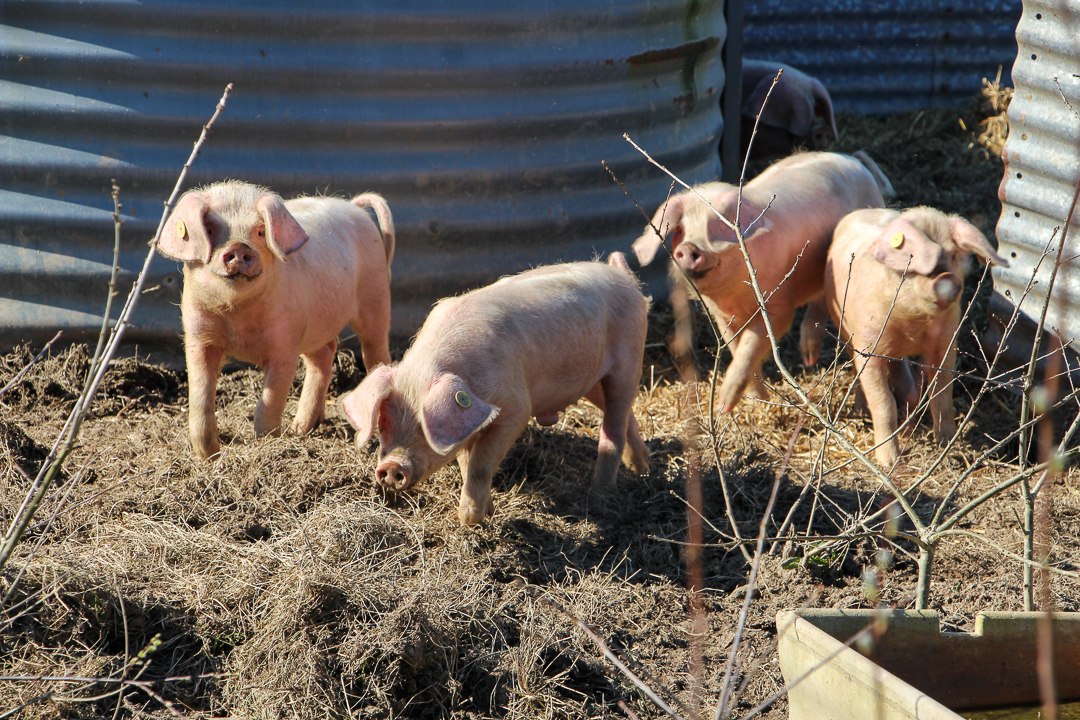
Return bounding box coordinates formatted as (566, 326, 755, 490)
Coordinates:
(2, 90, 1078, 720)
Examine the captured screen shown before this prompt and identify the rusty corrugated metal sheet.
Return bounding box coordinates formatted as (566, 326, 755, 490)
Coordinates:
(995, 0, 1080, 351)
(0, 0, 725, 351)
(742, 0, 1022, 115)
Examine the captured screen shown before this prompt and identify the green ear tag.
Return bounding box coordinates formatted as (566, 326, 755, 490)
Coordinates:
(176, 219, 187, 239)
(890, 231, 905, 248)
(455, 390, 472, 408)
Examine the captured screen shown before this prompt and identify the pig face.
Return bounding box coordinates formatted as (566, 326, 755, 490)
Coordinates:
(870, 209, 1007, 310)
(632, 185, 769, 281)
(157, 182, 309, 292)
(342, 366, 500, 492)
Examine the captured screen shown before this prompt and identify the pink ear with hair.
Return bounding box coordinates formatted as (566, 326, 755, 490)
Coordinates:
(341, 365, 395, 446)
(256, 193, 309, 262)
(158, 192, 212, 263)
(634, 195, 686, 266)
(872, 217, 943, 275)
(707, 192, 766, 244)
(420, 374, 500, 456)
(949, 217, 1010, 267)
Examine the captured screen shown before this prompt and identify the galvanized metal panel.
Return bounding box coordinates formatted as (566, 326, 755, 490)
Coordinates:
(742, 0, 1022, 115)
(995, 0, 1080, 350)
(0, 0, 725, 351)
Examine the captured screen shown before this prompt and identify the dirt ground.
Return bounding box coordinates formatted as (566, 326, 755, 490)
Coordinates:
(1, 96, 1078, 720)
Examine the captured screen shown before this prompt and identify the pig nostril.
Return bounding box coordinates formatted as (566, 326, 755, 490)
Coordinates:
(394, 471, 406, 486)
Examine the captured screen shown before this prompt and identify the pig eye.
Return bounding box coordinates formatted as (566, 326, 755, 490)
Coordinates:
(670, 225, 685, 248)
(257, 228, 265, 237)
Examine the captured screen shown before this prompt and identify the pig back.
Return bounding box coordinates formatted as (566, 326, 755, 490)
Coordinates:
(741, 152, 885, 304)
(276, 196, 391, 351)
(401, 262, 647, 414)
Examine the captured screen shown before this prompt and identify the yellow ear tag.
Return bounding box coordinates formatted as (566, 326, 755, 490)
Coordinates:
(176, 219, 187, 239)
(455, 390, 472, 409)
(890, 231, 905, 248)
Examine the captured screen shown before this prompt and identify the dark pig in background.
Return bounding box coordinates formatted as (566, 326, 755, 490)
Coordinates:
(741, 59, 839, 161)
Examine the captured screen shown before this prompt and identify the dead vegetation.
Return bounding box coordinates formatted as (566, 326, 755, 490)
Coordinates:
(1, 96, 1078, 720)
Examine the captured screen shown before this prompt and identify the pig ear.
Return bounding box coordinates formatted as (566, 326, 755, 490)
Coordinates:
(157, 192, 212, 263)
(707, 193, 766, 242)
(745, 74, 815, 138)
(633, 195, 686, 265)
(341, 365, 395, 446)
(808, 76, 838, 142)
(420, 374, 500, 456)
(872, 217, 942, 275)
(949, 217, 1010, 267)
(256, 193, 309, 262)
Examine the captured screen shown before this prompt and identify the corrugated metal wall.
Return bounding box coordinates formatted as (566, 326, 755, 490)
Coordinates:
(0, 0, 725, 351)
(742, 0, 1022, 115)
(995, 0, 1080, 350)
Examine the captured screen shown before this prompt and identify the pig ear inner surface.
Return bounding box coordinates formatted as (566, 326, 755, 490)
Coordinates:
(157, 193, 212, 264)
(634, 195, 685, 265)
(949, 217, 1010, 267)
(871, 219, 942, 275)
(421, 375, 500, 456)
(341, 365, 395, 446)
(257, 194, 309, 262)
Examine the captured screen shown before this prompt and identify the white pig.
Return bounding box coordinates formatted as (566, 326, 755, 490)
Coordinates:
(157, 180, 395, 459)
(633, 151, 891, 413)
(825, 206, 1009, 467)
(741, 59, 839, 160)
(340, 254, 651, 526)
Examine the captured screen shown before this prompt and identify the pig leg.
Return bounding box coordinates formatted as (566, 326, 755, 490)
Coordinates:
(290, 338, 336, 434)
(889, 360, 919, 433)
(924, 339, 959, 447)
(186, 341, 225, 460)
(349, 298, 392, 372)
(584, 380, 649, 490)
(716, 318, 776, 412)
(254, 356, 300, 438)
(854, 353, 900, 467)
(456, 408, 530, 525)
(799, 298, 828, 367)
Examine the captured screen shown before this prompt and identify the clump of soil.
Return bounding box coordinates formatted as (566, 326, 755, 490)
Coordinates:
(1, 94, 1078, 720)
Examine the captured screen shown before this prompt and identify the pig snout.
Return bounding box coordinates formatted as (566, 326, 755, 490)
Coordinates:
(220, 243, 260, 278)
(932, 272, 961, 309)
(375, 459, 412, 491)
(673, 243, 709, 276)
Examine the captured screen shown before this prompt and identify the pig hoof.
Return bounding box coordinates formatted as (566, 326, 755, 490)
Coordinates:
(288, 418, 318, 435)
(623, 446, 650, 475)
(458, 502, 493, 526)
(192, 438, 221, 460)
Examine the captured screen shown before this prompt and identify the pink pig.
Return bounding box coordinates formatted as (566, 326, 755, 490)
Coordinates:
(825, 207, 1009, 467)
(340, 254, 651, 525)
(633, 151, 892, 413)
(157, 180, 395, 459)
